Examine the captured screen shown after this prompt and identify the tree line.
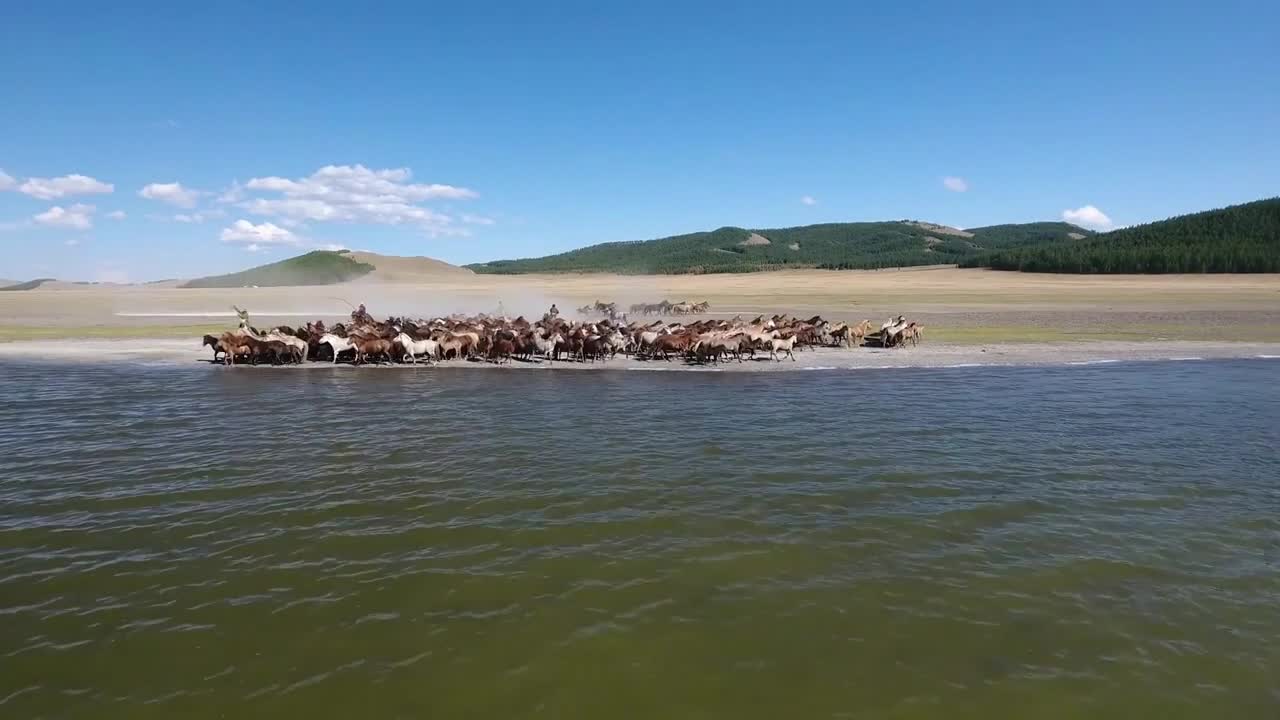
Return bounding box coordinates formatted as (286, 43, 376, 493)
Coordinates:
(961, 198, 1280, 273)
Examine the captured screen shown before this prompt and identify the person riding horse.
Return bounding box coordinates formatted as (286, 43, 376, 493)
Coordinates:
(232, 305, 250, 329)
(351, 303, 372, 325)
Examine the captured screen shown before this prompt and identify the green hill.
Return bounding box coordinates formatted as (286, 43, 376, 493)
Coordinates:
(961, 198, 1280, 273)
(468, 221, 1091, 275)
(181, 250, 374, 288)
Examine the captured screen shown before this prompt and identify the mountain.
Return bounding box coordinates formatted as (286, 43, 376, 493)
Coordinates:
(181, 250, 375, 288)
(180, 249, 473, 288)
(961, 198, 1280, 273)
(467, 221, 1092, 275)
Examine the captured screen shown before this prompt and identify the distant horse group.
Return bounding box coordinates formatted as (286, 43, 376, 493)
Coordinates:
(629, 300, 710, 316)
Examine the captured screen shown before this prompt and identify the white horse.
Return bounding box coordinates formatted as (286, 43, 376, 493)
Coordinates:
(319, 333, 357, 364)
(604, 330, 631, 357)
(533, 332, 562, 362)
(394, 333, 439, 364)
(768, 335, 798, 362)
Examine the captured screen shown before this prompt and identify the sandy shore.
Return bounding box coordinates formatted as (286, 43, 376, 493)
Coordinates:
(3, 268, 1278, 348)
(2, 337, 1277, 371)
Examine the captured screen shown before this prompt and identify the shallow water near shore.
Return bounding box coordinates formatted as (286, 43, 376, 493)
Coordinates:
(1, 359, 1278, 718)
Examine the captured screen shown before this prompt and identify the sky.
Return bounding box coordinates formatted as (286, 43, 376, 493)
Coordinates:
(2, 1, 1277, 282)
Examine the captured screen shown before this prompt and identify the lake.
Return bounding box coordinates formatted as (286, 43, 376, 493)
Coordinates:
(1, 359, 1277, 718)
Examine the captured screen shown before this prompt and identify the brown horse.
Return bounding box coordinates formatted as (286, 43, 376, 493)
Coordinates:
(215, 335, 252, 366)
(238, 335, 292, 365)
(351, 336, 394, 365)
(488, 338, 515, 364)
(202, 334, 225, 362)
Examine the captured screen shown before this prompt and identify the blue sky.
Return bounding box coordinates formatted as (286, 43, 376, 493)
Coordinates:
(2, 1, 1277, 282)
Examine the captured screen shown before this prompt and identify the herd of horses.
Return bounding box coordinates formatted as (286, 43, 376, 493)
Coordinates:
(202, 308, 923, 367)
(575, 300, 711, 320)
(629, 300, 711, 316)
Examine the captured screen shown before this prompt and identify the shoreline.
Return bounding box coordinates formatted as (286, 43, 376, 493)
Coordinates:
(2, 337, 1278, 371)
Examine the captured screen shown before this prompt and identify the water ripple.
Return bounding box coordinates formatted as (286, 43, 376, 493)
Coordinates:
(0, 359, 1277, 717)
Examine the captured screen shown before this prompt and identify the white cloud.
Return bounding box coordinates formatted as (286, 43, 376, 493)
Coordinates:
(800, 195, 817, 206)
(65, 238, 80, 246)
(139, 182, 201, 208)
(216, 182, 245, 204)
(240, 164, 475, 235)
(106, 210, 127, 220)
(460, 213, 495, 225)
(34, 204, 96, 230)
(0, 169, 14, 191)
(942, 176, 969, 192)
(1062, 205, 1114, 230)
(19, 174, 114, 200)
(172, 209, 225, 224)
(219, 219, 303, 249)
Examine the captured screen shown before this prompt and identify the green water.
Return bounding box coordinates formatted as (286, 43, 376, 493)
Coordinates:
(1, 360, 1278, 718)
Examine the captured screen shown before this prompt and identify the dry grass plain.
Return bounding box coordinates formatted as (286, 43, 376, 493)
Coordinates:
(1, 267, 1278, 344)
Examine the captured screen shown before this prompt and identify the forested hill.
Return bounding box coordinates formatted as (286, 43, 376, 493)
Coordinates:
(960, 198, 1280, 273)
(468, 221, 1092, 275)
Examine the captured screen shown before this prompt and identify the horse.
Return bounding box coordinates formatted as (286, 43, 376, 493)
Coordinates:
(768, 335, 798, 362)
(215, 334, 252, 366)
(394, 333, 440, 364)
(266, 332, 308, 363)
(897, 323, 923, 348)
(487, 338, 514, 364)
(202, 334, 225, 362)
(845, 319, 873, 347)
(351, 336, 394, 365)
(238, 334, 292, 365)
(533, 332, 562, 362)
(319, 333, 358, 364)
(652, 333, 692, 361)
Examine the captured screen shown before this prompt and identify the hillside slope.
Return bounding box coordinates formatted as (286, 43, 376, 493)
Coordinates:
(0, 278, 56, 292)
(345, 251, 473, 282)
(961, 198, 1280, 273)
(468, 221, 1092, 275)
(181, 250, 375, 288)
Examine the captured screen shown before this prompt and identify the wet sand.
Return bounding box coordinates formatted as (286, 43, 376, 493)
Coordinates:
(2, 337, 1277, 371)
